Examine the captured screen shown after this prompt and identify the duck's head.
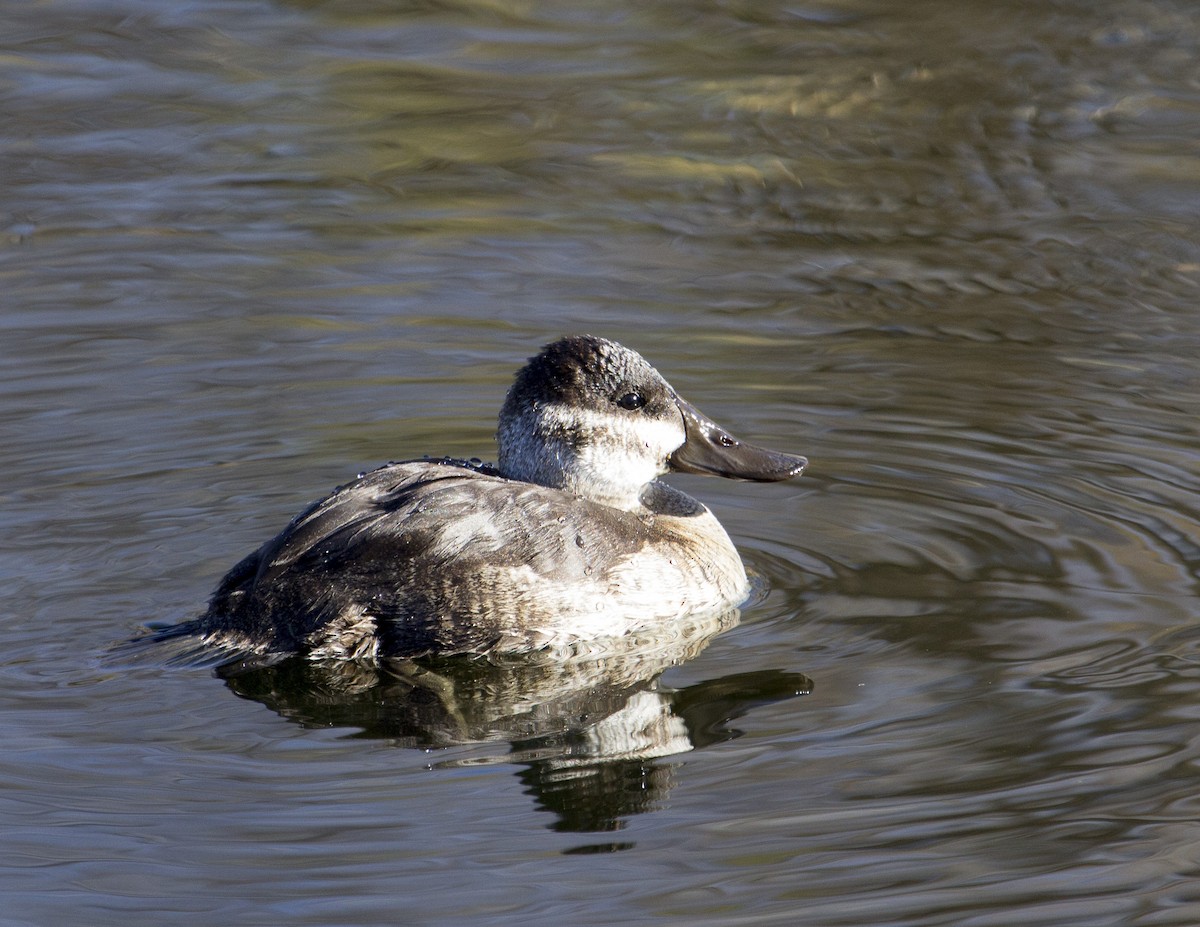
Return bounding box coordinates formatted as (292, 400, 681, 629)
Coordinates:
(496, 335, 807, 511)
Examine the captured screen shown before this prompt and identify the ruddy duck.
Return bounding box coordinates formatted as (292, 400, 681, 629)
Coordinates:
(162, 336, 806, 663)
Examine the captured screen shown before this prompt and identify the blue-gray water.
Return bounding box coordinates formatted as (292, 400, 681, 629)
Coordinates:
(5, 0, 1200, 923)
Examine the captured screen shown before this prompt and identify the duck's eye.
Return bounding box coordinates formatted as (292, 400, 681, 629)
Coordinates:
(616, 391, 647, 411)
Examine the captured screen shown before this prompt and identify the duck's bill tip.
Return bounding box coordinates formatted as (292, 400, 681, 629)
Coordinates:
(755, 452, 809, 481)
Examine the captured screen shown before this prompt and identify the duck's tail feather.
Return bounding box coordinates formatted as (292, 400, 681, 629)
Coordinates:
(105, 618, 270, 670)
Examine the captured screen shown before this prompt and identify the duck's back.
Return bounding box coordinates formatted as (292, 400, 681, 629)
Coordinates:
(198, 459, 747, 661)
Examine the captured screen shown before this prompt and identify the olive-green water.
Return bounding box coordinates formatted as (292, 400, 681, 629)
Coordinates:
(5, 1, 1200, 923)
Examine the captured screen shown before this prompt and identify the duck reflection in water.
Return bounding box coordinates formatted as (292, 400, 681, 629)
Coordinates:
(134, 336, 810, 835)
(220, 614, 812, 836)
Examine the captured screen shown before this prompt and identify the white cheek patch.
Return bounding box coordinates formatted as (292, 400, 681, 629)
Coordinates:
(540, 404, 684, 458)
(537, 404, 686, 507)
(575, 420, 672, 478)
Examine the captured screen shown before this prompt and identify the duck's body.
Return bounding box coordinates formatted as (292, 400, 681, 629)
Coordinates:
(202, 458, 749, 660)
(169, 336, 806, 664)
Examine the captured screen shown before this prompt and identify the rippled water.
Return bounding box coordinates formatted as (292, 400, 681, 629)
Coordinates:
(5, 0, 1200, 923)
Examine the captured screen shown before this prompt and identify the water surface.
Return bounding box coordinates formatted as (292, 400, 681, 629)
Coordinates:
(4, 0, 1200, 924)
